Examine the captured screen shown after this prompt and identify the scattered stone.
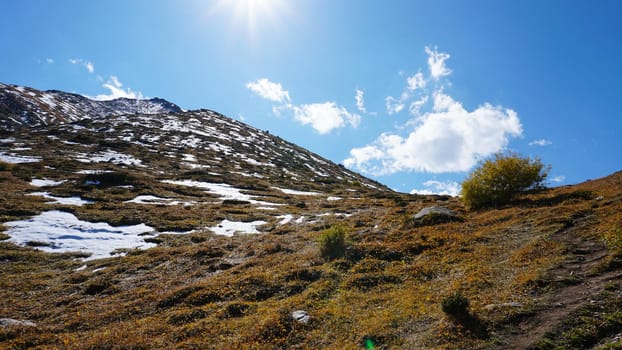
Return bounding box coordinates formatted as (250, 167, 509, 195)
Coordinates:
(596, 195, 605, 201)
(0, 318, 37, 328)
(291, 310, 309, 324)
(483, 302, 523, 311)
(413, 206, 463, 227)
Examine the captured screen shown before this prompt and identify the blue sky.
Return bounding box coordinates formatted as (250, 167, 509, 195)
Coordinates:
(2, 0, 621, 194)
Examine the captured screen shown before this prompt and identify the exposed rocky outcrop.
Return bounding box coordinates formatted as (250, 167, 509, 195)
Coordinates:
(413, 206, 463, 227)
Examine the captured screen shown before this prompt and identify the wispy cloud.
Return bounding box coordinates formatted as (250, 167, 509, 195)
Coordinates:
(385, 95, 405, 115)
(91, 76, 144, 101)
(248, 78, 360, 134)
(407, 72, 426, 90)
(355, 89, 367, 113)
(529, 139, 552, 146)
(69, 58, 95, 73)
(384, 53, 436, 116)
(246, 78, 290, 103)
(85, 61, 94, 73)
(45, 58, 54, 64)
(410, 180, 461, 196)
(384, 72, 427, 115)
(66, 58, 143, 101)
(408, 95, 429, 116)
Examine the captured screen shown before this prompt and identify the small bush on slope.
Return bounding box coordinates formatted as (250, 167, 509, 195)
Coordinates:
(318, 225, 349, 260)
(441, 291, 470, 319)
(461, 152, 549, 209)
(0, 161, 15, 172)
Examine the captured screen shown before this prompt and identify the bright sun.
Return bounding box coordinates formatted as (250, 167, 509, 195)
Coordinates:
(210, 0, 288, 40)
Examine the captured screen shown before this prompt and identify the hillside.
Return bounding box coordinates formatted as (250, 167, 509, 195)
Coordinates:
(1, 83, 622, 349)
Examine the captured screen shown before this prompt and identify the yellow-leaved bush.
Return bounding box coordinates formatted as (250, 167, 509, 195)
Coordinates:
(461, 153, 549, 209)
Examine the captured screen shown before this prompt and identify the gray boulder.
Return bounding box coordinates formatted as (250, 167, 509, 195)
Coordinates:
(291, 310, 310, 324)
(413, 206, 463, 227)
(0, 318, 37, 328)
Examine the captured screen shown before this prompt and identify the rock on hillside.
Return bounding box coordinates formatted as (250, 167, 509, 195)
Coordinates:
(412, 206, 463, 227)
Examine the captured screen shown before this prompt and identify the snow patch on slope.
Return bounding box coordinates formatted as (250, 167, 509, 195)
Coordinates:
(208, 219, 267, 237)
(0, 152, 41, 163)
(4, 210, 155, 260)
(26, 192, 93, 206)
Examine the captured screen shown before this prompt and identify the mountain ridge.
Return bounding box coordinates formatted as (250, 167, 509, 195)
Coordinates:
(0, 82, 183, 131)
(0, 82, 388, 192)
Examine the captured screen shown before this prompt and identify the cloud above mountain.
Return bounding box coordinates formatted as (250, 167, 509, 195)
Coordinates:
(246, 78, 290, 103)
(410, 180, 461, 196)
(69, 58, 95, 73)
(67, 58, 144, 102)
(92, 76, 144, 101)
(247, 78, 361, 134)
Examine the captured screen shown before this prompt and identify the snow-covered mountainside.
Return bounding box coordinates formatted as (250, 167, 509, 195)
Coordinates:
(0, 82, 384, 192)
(0, 82, 182, 131)
(0, 82, 389, 258)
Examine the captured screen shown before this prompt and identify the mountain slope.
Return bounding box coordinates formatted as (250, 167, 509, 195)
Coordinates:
(0, 82, 389, 258)
(0, 83, 621, 349)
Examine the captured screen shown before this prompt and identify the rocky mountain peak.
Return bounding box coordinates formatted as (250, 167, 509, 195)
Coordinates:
(0, 82, 182, 131)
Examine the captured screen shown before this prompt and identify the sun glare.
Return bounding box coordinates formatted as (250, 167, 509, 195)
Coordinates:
(209, 0, 289, 41)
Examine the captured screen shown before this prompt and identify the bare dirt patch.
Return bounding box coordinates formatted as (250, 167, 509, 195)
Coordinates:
(494, 210, 621, 349)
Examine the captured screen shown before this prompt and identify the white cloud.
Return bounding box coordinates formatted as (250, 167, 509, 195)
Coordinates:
(249, 78, 360, 134)
(410, 180, 461, 196)
(92, 76, 144, 101)
(407, 72, 426, 91)
(246, 78, 290, 103)
(344, 91, 522, 174)
(85, 61, 94, 73)
(45, 58, 54, 64)
(69, 58, 95, 74)
(385, 72, 426, 115)
(550, 175, 565, 183)
(529, 139, 552, 146)
(349, 46, 524, 175)
(385, 96, 405, 115)
(346, 145, 386, 167)
(291, 102, 361, 134)
(425, 46, 451, 80)
(408, 95, 429, 116)
(385, 70, 431, 116)
(355, 89, 367, 113)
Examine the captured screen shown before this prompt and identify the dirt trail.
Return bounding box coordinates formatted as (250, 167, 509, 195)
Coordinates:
(497, 213, 620, 349)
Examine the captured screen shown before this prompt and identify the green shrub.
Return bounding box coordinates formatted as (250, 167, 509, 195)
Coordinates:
(461, 152, 549, 209)
(441, 291, 470, 318)
(318, 225, 349, 260)
(0, 161, 15, 172)
(603, 226, 622, 251)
